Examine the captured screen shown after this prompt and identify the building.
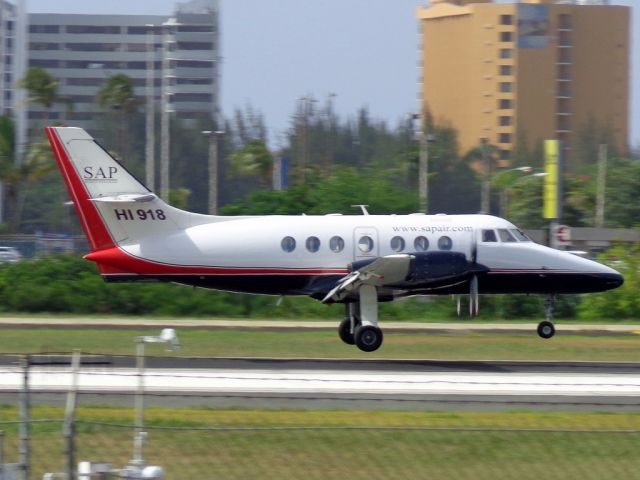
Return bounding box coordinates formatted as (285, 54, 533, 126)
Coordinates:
(416, 0, 630, 169)
(0, 0, 220, 145)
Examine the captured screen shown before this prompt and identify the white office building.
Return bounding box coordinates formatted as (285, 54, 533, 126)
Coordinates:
(0, 0, 220, 147)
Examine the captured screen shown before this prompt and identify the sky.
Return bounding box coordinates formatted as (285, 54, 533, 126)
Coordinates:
(26, 0, 639, 149)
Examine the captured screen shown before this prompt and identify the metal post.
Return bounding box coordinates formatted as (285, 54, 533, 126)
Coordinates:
(595, 143, 607, 228)
(133, 339, 145, 466)
(480, 138, 490, 214)
(64, 351, 81, 480)
(203, 131, 222, 215)
(145, 25, 156, 191)
(19, 355, 29, 480)
(0, 430, 4, 478)
(418, 129, 429, 214)
(159, 24, 172, 202)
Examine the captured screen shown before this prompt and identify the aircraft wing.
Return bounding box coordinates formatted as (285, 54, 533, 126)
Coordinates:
(322, 254, 412, 303)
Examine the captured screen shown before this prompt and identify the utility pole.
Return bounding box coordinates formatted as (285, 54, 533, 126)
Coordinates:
(202, 130, 224, 215)
(480, 137, 490, 214)
(595, 143, 607, 228)
(64, 351, 81, 480)
(145, 24, 156, 191)
(418, 127, 429, 214)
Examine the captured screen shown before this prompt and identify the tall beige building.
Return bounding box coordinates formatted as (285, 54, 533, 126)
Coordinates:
(417, 0, 629, 168)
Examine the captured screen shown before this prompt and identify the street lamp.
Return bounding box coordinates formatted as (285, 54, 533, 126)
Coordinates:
(132, 329, 180, 467)
(202, 130, 224, 215)
(502, 172, 548, 219)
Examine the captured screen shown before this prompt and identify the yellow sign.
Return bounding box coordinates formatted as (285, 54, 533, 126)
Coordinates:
(543, 140, 559, 219)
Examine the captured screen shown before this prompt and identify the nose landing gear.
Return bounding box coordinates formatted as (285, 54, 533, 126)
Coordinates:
(537, 294, 556, 339)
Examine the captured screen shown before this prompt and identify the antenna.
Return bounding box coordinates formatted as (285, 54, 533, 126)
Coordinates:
(351, 205, 370, 215)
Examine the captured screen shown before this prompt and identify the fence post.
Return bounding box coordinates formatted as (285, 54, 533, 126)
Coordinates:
(19, 355, 30, 480)
(64, 351, 81, 480)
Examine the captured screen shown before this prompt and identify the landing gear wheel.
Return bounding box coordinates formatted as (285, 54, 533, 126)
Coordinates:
(537, 320, 555, 339)
(338, 318, 356, 345)
(354, 325, 383, 352)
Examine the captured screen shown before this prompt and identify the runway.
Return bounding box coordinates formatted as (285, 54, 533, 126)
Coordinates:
(0, 357, 639, 412)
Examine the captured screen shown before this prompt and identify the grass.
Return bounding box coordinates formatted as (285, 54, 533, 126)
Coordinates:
(0, 328, 639, 361)
(1, 406, 640, 480)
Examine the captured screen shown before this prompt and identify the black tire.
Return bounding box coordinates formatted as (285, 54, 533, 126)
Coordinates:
(537, 320, 555, 339)
(338, 318, 356, 345)
(354, 325, 384, 352)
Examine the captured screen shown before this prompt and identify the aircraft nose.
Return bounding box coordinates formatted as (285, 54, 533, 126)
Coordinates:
(597, 264, 624, 290)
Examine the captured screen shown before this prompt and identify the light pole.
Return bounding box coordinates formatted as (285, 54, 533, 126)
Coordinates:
(202, 130, 224, 215)
(145, 24, 156, 191)
(132, 328, 180, 467)
(480, 137, 490, 214)
(160, 18, 180, 202)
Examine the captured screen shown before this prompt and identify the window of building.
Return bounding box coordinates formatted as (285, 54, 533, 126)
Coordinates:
(390, 236, 405, 253)
(281, 236, 296, 252)
(499, 150, 511, 160)
(438, 236, 453, 251)
(29, 25, 59, 34)
(66, 43, 121, 52)
(558, 14, 572, 30)
(306, 236, 320, 253)
(177, 41, 214, 51)
(178, 25, 214, 33)
(499, 82, 513, 93)
(66, 78, 104, 87)
(414, 236, 429, 252)
(173, 93, 213, 103)
(66, 25, 121, 34)
(499, 116, 512, 126)
(358, 236, 374, 253)
(29, 59, 60, 68)
(499, 48, 513, 59)
(176, 78, 213, 85)
(498, 133, 512, 144)
(329, 236, 345, 253)
(499, 65, 512, 76)
(499, 32, 513, 42)
(29, 42, 59, 51)
(500, 15, 513, 25)
(173, 59, 214, 68)
(498, 99, 513, 110)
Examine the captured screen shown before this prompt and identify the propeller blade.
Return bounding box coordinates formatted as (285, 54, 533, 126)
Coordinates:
(469, 275, 479, 317)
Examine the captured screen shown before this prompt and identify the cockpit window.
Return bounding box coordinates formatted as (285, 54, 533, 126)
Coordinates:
(482, 229, 497, 242)
(511, 229, 531, 242)
(498, 229, 517, 242)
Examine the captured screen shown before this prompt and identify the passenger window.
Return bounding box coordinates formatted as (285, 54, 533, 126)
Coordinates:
(482, 230, 497, 242)
(281, 236, 296, 252)
(390, 236, 405, 252)
(358, 235, 374, 253)
(438, 236, 453, 250)
(498, 229, 517, 242)
(306, 236, 320, 252)
(329, 236, 345, 253)
(414, 236, 429, 252)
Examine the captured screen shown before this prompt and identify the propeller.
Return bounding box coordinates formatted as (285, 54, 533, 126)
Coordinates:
(469, 229, 479, 317)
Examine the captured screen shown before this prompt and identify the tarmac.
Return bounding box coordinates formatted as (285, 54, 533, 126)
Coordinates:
(0, 317, 638, 336)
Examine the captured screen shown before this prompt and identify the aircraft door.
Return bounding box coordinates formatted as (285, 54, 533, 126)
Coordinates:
(353, 226, 379, 261)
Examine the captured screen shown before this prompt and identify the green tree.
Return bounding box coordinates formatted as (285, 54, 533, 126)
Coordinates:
(0, 116, 53, 232)
(18, 67, 60, 119)
(227, 139, 274, 188)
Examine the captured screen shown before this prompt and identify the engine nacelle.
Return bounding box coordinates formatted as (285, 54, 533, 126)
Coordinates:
(408, 251, 470, 283)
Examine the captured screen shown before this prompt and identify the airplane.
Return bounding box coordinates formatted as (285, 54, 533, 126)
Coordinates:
(46, 126, 624, 352)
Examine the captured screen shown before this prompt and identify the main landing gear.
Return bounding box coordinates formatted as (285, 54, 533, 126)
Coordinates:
(537, 294, 556, 339)
(338, 285, 383, 353)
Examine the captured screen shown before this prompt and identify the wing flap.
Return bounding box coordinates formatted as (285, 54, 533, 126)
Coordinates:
(322, 254, 413, 303)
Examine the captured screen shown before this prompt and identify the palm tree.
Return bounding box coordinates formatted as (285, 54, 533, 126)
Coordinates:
(18, 67, 61, 120)
(0, 116, 52, 232)
(227, 139, 274, 188)
(96, 74, 138, 163)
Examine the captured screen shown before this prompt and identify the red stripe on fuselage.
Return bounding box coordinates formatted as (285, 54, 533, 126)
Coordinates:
(45, 127, 115, 252)
(84, 247, 349, 276)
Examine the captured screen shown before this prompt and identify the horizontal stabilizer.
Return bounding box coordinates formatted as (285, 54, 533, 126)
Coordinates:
(91, 193, 157, 203)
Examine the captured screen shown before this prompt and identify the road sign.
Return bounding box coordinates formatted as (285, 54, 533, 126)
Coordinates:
(554, 224, 571, 246)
